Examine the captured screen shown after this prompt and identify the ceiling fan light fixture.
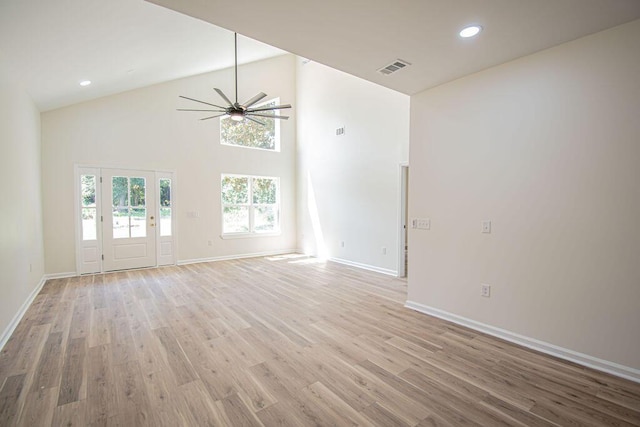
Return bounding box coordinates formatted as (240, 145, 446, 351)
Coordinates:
(459, 25, 482, 38)
(177, 32, 291, 125)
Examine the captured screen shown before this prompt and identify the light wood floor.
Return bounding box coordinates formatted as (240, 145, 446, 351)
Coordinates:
(1, 255, 639, 426)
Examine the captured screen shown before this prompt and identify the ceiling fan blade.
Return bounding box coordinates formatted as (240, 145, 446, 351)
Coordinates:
(246, 104, 292, 112)
(247, 113, 289, 120)
(200, 113, 228, 121)
(179, 95, 226, 109)
(244, 116, 266, 126)
(214, 88, 234, 108)
(177, 108, 226, 112)
(241, 92, 267, 108)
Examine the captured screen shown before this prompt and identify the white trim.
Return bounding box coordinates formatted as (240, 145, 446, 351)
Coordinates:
(177, 249, 298, 265)
(44, 272, 77, 279)
(329, 257, 398, 277)
(0, 276, 47, 351)
(220, 232, 282, 239)
(74, 165, 179, 275)
(404, 300, 640, 384)
(397, 163, 409, 278)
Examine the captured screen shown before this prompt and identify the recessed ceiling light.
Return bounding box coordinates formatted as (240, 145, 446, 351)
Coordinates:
(79, 80, 92, 87)
(459, 25, 482, 38)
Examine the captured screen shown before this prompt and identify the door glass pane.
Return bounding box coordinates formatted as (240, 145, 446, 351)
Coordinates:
(160, 178, 171, 237)
(82, 208, 97, 240)
(113, 207, 129, 239)
(112, 176, 129, 208)
(160, 207, 171, 237)
(81, 175, 97, 240)
(81, 175, 96, 207)
(130, 207, 146, 238)
(112, 176, 147, 239)
(130, 177, 146, 207)
(223, 206, 249, 233)
(113, 176, 129, 239)
(160, 179, 171, 206)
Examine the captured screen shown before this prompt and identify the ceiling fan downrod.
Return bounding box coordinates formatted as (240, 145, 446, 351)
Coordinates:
(177, 32, 292, 125)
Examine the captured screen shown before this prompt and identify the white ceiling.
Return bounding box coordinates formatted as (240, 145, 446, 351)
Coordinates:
(2, 1, 639, 112)
(0, 0, 284, 111)
(149, 0, 640, 96)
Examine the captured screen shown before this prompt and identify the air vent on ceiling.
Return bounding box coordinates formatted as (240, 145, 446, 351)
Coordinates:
(378, 59, 411, 75)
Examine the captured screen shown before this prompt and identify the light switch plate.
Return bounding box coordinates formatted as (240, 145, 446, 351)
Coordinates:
(416, 218, 431, 230)
(482, 220, 491, 233)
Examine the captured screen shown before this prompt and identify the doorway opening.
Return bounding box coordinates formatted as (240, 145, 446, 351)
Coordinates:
(75, 166, 176, 274)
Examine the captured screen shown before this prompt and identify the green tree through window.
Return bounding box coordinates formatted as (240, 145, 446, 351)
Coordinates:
(220, 100, 278, 150)
(221, 174, 280, 234)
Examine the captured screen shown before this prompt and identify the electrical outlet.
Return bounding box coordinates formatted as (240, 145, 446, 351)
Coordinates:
(207, 240, 213, 246)
(481, 284, 491, 298)
(482, 220, 491, 233)
(381, 247, 387, 255)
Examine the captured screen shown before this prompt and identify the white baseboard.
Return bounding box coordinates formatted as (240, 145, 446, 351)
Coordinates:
(0, 276, 47, 351)
(329, 257, 397, 277)
(178, 249, 298, 266)
(44, 271, 77, 279)
(404, 300, 640, 384)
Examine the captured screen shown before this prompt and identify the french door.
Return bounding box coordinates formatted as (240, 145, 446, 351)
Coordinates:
(76, 167, 175, 274)
(101, 169, 156, 271)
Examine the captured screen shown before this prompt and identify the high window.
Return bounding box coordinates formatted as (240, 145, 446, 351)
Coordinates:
(221, 174, 280, 235)
(220, 99, 280, 151)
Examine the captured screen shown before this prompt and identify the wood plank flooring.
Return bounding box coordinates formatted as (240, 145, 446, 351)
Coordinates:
(1, 254, 639, 426)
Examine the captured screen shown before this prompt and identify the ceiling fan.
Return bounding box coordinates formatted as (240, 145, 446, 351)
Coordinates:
(177, 33, 291, 125)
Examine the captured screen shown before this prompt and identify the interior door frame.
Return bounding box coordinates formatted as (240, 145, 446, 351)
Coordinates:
(74, 164, 177, 275)
(397, 162, 409, 278)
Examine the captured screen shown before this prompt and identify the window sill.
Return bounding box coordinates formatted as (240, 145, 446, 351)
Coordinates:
(220, 142, 280, 153)
(220, 232, 281, 240)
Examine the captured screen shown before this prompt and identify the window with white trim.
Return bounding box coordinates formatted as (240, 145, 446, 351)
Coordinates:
(220, 99, 280, 151)
(221, 174, 280, 235)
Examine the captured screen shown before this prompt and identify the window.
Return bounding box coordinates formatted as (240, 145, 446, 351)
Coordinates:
(220, 99, 280, 151)
(221, 174, 280, 235)
(159, 178, 172, 236)
(112, 176, 147, 239)
(80, 174, 97, 240)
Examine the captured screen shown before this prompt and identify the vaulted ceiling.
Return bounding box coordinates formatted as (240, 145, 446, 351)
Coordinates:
(2, 0, 639, 111)
(0, 0, 283, 111)
(149, 0, 640, 95)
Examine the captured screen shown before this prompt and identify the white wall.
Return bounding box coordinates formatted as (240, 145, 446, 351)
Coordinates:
(0, 67, 45, 340)
(296, 59, 409, 274)
(408, 20, 640, 372)
(42, 54, 296, 274)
